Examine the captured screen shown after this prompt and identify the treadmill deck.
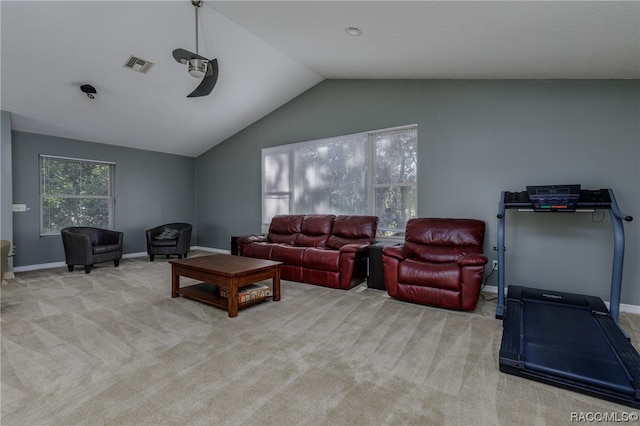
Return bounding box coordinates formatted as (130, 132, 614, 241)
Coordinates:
(499, 285, 640, 408)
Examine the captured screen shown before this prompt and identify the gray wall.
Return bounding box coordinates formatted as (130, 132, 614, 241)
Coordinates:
(0, 111, 13, 271)
(1, 111, 13, 253)
(195, 79, 640, 305)
(11, 131, 196, 267)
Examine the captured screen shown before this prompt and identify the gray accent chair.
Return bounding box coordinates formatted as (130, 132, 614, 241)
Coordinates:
(145, 223, 192, 261)
(61, 227, 124, 273)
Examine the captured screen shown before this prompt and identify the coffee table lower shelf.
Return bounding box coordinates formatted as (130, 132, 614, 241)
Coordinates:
(177, 283, 271, 311)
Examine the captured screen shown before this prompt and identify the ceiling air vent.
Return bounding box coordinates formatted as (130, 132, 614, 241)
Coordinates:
(123, 55, 154, 74)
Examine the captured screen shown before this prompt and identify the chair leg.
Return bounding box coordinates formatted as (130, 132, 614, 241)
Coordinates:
(84, 265, 91, 274)
(149, 255, 154, 262)
(178, 254, 183, 259)
(184, 252, 188, 258)
(114, 259, 120, 267)
(68, 265, 74, 272)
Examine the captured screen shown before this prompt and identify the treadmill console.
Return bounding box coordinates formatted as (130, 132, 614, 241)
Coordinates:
(526, 184, 581, 212)
(502, 186, 613, 212)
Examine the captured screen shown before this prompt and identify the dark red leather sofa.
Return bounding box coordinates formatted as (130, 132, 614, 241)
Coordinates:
(382, 218, 488, 311)
(237, 214, 378, 290)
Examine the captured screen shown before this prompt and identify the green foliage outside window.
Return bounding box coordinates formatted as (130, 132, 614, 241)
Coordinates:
(40, 156, 114, 235)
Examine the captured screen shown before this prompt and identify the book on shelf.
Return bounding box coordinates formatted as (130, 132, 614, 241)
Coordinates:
(219, 283, 272, 303)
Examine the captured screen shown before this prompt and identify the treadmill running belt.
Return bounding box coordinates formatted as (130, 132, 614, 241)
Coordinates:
(523, 302, 633, 395)
(500, 285, 640, 408)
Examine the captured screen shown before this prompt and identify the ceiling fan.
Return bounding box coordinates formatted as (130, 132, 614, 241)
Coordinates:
(172, 0, 219, 98)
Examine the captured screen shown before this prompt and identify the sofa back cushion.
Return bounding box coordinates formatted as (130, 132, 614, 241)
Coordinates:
(404, 218, 485, 262)
(296, 215, 335, 247)
(267, 215, 304, 245)
(326, 215, 379, 249)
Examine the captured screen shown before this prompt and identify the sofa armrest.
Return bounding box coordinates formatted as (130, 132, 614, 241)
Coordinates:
(237, 234, 268, 244)
(235, 234, 267, 256)
(96, 229, 123, 246)
(339, 242, 370, 254)
(457, 254, 488, 267)
(61, 231, 93, 264)
(175, 228, 192, 253)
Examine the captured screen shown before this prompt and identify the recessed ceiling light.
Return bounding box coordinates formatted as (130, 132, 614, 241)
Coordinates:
(345, 26, 362, 36)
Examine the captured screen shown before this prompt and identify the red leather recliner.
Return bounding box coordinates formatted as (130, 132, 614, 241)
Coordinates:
(382, 218, 488, 311)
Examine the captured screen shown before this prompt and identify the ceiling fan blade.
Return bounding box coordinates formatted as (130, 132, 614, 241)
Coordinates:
(172, 48, 208, 64)
(187, 58, 219, 98)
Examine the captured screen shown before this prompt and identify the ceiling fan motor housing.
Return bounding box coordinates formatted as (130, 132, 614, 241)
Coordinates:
(188, 58, 206, 78)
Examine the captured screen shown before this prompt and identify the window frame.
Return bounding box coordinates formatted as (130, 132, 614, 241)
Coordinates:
(261, 124, 417, 237)
(39, 155, 116, 236)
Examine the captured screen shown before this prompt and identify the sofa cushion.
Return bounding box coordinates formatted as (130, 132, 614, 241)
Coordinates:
(296, 215, 335, 247)
(243, 242, 275, 260)
(326, 215, 378, 249)
(150, 239, 178, 248)
(303, 247, 340, 272)
(271, 244, 306, 266)
(93, 244, 121, 254)
(267, 215, 304, 245)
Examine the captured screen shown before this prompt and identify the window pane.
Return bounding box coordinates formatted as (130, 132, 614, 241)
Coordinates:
(264, 194, 290, 220)
(42, 158, 110, 195)
(42, 197, 110, 234)
(264, 151, 290, 193)
(375, 186, 416, 235)
(294, 137, 367, 214)
(375, 130, 417, 184)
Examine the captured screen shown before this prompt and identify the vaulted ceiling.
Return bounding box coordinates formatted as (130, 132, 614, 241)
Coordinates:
(2, 1, 638, 157)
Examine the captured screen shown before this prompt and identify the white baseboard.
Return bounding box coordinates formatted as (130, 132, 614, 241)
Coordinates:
(13, 251, 149, 273)
(192, 246, 229, 254)
(13, 261, 67, 272)
(12, 247, 226, 273)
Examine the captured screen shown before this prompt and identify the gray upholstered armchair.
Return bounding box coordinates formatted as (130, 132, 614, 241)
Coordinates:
(145, 223, 192, 261)
(61, 227, 123, 273)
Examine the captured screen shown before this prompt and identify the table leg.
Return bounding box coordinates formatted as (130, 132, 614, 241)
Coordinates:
(171, 267, 180, 298)
(227, 278, 239, 318)
(273, 267, 281, 302)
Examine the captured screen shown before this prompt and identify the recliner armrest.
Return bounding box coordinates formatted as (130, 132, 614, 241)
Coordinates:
(382, 245, 408, 260)
(457, 254, 488, 267)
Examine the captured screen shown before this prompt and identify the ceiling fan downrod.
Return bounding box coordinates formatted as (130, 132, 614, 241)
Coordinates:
(189, 0, 205, 79)
(193, 0, 202, 55)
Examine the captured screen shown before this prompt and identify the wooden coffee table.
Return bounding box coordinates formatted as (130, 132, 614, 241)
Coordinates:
(170, 253, 282, 317)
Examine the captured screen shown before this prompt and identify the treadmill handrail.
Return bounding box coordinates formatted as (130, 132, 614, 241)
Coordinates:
(608, 189, 634, 222)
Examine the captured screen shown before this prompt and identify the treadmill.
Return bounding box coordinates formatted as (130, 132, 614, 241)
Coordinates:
(496, 186, 640, 407)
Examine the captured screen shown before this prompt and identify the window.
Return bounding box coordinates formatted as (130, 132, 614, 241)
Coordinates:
(262, 125, 417, 237)
(39, 155, 115, 235)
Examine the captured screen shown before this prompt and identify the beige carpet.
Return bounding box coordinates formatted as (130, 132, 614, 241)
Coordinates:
(2, 251, 640, 426)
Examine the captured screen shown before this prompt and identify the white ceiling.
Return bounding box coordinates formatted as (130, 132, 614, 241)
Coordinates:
(2, 1, 639, 157)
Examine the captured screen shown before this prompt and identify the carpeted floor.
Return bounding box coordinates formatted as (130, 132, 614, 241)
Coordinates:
(2, 251, 639, 425)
